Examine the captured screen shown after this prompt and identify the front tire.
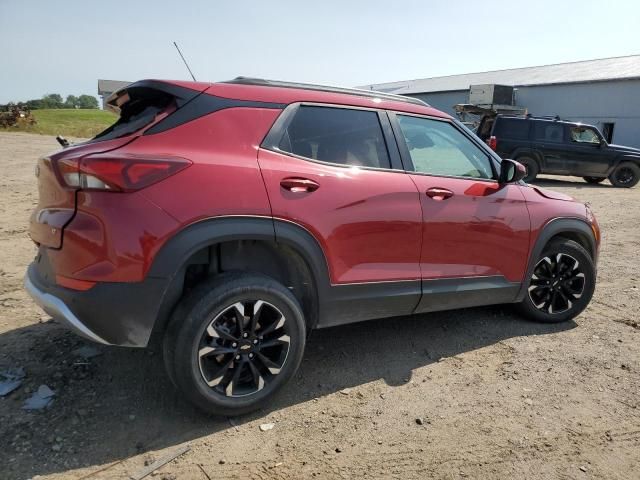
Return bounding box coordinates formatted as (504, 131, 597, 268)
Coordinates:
(163, 273, 306, 416)
(516, 156, 539, 183)
(517, 239, 595, 323)
(609, 162, 640, 188)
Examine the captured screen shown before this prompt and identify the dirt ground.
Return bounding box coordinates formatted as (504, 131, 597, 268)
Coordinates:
(0, 132, 638, 480)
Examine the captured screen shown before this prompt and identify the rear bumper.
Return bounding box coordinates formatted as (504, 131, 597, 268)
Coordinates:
(24, 251, 169, 347)
(24, 272, 112, 345)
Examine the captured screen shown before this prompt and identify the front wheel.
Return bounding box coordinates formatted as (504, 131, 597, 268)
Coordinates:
(516, 239, 595, 323)
(609, 162, 640, 188)
(163, 273, 306, 416)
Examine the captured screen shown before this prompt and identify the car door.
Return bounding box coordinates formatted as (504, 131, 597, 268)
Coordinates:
(258, 103, 424, 321)
(564, 125, 612, 176)
(530, 121, 569, 173)
(389, 112, 531, 313)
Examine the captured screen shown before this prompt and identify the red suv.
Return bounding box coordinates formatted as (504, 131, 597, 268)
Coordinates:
(25, 78, 600, 415)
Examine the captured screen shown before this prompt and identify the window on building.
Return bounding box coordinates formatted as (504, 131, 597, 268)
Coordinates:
(278, 106, 391, 169)
(396, 115, 494, 179)
(570, 126, 601, 144)
(532, 122, 564, 143)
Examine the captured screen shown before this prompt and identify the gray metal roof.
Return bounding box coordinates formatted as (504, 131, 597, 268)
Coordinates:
(360, 55, 640, 94)
(98, 79, 131, 95)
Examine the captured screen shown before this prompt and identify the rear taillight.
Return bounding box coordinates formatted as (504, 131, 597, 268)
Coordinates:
(53, 154, 191, 192)
(487, 136, 497, 151)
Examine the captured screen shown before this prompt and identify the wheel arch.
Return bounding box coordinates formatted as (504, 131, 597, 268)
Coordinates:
(515, 217, 596, 302)
(149, 216, 331, 338)
(512, 148, 543, 168)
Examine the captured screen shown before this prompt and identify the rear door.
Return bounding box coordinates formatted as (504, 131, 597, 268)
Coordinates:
(389, 112, 530, 312)
(530, 121, 569, 173)
(258, 103, 423, 308)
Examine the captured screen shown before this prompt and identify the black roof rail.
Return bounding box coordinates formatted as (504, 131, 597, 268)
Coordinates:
(525, 113, 562, 121)
(222, 77, 430, 107)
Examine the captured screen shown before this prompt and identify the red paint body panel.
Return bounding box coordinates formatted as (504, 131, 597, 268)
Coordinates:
(258, 149, 422, 284)
(138, 107, 279, 223)
(518, 184, 590, 259)
(409, 176, 530, 282)
(48, 190, 179, 282)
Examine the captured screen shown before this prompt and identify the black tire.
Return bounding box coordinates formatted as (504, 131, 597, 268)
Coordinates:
(516, 156, 539, 183)
(163, 272, 306, 416)
(608, 162, 640, 188)
(583, 176, 606, 184)
(516, 239, 595, 323)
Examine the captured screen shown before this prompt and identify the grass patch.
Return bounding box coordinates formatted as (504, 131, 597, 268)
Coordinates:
(1, 109, 117, 138)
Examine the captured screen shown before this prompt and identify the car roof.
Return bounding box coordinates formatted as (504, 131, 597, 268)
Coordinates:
(155, 78, 450, 118)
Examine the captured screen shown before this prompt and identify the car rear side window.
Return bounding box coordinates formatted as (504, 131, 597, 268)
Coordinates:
(493, 118, 530, 140)
(277, 106, 391, 169)
(532, 122, 564, 143)
(396, 115, 494, 179)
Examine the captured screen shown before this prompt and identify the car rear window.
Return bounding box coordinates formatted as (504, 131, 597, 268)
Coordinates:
(91, 88, 174, 143)
(493, 118, 530, 140)
(278, 106, 391, 169)
(532, 122, 565, 143)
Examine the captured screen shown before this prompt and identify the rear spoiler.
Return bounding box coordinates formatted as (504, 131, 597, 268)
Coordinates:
(105, 80, 208, 114)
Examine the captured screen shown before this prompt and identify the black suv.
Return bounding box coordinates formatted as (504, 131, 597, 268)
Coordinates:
(478, 115, 640, 187)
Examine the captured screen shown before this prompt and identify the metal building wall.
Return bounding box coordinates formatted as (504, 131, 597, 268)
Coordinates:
(409, 80, 640, 148)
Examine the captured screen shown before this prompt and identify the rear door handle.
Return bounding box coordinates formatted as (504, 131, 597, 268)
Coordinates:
(280, 177, 320, 193)
(425, 187, 454, 201)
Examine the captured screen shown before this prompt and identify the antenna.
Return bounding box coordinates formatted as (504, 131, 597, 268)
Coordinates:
(173, 41, 196, 81)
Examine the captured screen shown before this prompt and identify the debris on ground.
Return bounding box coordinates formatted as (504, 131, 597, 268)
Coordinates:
(22, 384, 55, 410)
(72, 345, 102, 359)
(130, 445, 190, 480)
(0, 367, 25, 396)
(259, 423, 275, 432)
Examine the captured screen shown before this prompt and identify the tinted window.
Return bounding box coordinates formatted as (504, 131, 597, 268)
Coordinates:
(570, 126, 600, 144)
(397, 115, 494, 179)
(493, 118, 530, 140)
(278, 106, 391, 169)
(532, 122, 564, 143)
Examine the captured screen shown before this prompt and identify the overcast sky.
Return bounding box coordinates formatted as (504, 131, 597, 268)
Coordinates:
(0, 0, 639, 104)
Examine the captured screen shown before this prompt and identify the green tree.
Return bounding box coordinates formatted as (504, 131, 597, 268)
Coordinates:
(41, 94, 63, 109)
(64, 95, 79, 109)
(77, 94, 99, 109)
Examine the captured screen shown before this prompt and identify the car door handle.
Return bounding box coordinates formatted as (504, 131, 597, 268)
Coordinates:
(425, 187, 454, 201)
(280, 177, 320, 193)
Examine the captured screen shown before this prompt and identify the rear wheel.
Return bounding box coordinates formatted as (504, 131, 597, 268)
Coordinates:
(517, 239, 595, 323)
(583, 176, 606, 184)
(516, 156, 539, 183)
(163, 273, 306, 416)
(609, 162, 640, 188)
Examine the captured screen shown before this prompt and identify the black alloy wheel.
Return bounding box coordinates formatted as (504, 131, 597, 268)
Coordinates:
(198, 300, 290, 397)
(516, 238, 595, 323)
(528, 253, 585, 315)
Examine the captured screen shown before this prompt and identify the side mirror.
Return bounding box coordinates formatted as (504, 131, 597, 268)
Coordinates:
(499, 159, 526, 184)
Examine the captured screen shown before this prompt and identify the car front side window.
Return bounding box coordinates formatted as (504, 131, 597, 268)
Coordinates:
(570, 127, 600, 144)
(396, 115, 494, 179)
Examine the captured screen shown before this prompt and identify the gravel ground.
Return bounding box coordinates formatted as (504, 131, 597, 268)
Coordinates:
(0, 132, 638, 480)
